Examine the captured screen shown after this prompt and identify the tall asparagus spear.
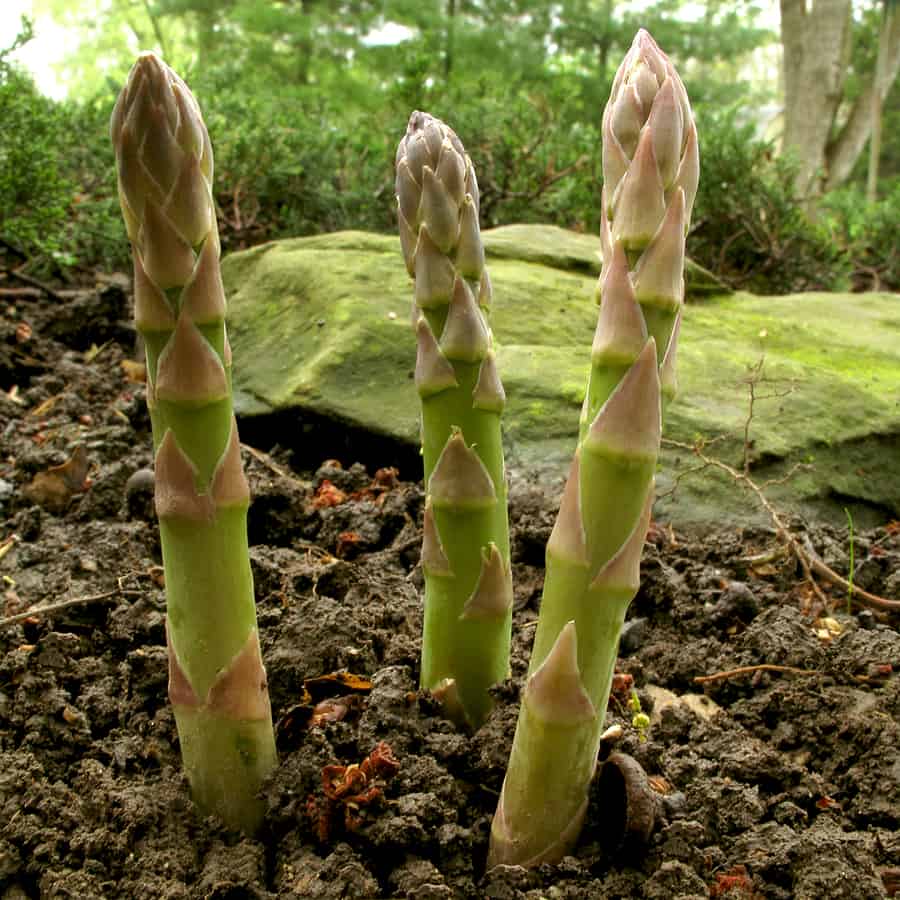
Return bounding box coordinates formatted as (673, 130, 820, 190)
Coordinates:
(111, 53, 276, 833)
(489, 29, 698, 867)
(395, 112, 512, 728)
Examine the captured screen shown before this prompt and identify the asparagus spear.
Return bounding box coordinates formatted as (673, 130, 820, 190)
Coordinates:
(396, 111, 512, 728)
(489, 29, 697, 867)
(111, 53, 276, 833)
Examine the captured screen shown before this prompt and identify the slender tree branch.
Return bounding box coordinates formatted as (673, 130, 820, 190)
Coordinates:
(663, 436, 900, 614)
(825, 1, 900, 190)
(2, 267, 65, 301)
(694, 664, 820, 685)
(142, 0, 170, 59)
(0, 589, 143, 629)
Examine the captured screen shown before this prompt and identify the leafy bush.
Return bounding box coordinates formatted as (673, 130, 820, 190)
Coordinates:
(0, 25, 127, 276)
(57, 99, 129, 274)
(689, 109, 851, 294)
(192, 61, 396, 252)
(5, 35, 891, 300)
(428, 81, 599, 232)
(193, 57, 601, 253)
(0, 64, 75, 265)
(821, 183, 900, 292)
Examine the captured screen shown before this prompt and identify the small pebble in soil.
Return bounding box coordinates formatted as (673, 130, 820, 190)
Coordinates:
(125, 467, 156, 521)
(662, 791, 687, 819)
(709, 580, 759, 626)
(314, 460, 371, 492)
(772, 799, 809, 826)
(620, 617, 649, 654)
(13, 506, 42, 542)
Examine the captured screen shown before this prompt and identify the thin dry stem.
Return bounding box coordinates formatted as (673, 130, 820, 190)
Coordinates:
(663, 436, 900, 614)
(0, 588, 143, 628)
(694, 663, 820, 684)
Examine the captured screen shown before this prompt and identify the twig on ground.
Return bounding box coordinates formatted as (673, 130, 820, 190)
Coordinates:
(0, 287, 42, 298)
(663, 436, 899, 614)
(0, 588, 142, 628)
(800, 535, 900, 613)
(243, 443, 304, 485)
(738, 357, 797, 476)
(694, 664, 820, 685)
(664, 436, 825, 598)
(668, 354, 897, 611)
(3, 267, 65, 302)
(664, 436, 900, 614)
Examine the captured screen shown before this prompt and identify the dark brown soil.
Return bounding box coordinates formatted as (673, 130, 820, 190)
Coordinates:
(1, 284, 899, 900)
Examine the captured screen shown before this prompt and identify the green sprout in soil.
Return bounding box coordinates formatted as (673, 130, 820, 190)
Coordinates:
(488, 28, 697, 868)
(110, 53, 276, 834)
(395, 111, 512, 729)
(629, 690, 651, 742)
(845, 507, 855, 614)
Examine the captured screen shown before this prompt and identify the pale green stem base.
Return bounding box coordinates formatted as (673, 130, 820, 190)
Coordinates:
(419, 358, 511, 727)
(160, 512, 256, 693)
(174, 706, 277, 834)
(490, 590, 632, 866)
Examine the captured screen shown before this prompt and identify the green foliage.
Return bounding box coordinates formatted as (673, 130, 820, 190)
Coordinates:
(821, 182, 900, 291)
(424, 83, 599, 231)
(0, 22, 127, 273)
(17, 0, 895, 297)
(196, 69, 396, 249)
(193, 54, 600, 250)
(0, 62, 74, 263)
(690, 110, 852, 293)
(58, 97, 129, 272)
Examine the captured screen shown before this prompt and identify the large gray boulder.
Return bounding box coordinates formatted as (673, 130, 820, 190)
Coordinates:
(222, 226, 900, 528)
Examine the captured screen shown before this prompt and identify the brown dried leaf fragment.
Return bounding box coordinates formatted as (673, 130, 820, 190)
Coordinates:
(306, 742, 401, 843)
(23, 446, 91, 513)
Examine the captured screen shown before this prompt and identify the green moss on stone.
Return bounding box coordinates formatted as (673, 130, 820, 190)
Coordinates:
(222, 228, 900, 527)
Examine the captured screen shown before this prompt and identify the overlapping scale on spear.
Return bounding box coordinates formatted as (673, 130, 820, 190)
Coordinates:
(395, 111, 511, 727)
(598, 28, 697, 386)
(396, 111, 498, 396)
(489, 30, 696, 868)
(110, 53, 235, 497)
(110, 53, 275, 833)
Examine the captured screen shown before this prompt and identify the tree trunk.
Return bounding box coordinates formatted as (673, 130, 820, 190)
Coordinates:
(828, 0, 900, 193)
(866, 61, 885, 203)
(779, 0, 852, 198)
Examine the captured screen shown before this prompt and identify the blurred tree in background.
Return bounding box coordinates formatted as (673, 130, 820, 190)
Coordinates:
(2, 0, 897, 292)
(780, 0, 900, 199)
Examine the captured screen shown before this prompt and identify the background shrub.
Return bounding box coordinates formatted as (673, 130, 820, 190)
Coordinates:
(0, 40, 126, 277)
(821, 183, 900, 292)
(0, 65, 75, 266)
(1, 10, 895, 298)
(690, 110, 852, 294)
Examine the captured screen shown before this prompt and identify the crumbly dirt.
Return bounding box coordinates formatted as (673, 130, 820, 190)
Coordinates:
(1, 284, 899, 900)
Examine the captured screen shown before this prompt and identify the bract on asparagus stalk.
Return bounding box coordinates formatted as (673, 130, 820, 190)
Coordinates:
(489, 29, 697, 868)
(395, 111, 512, 729)
(111, 52, 276, 833)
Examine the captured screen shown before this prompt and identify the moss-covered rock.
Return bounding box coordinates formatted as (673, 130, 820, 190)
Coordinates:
(482, 224, 729, 298)
(223, 227, 900, 528)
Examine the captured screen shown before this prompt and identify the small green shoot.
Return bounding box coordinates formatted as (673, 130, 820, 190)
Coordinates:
(844, 507, 855, 614)
(629, 691, 650, 743)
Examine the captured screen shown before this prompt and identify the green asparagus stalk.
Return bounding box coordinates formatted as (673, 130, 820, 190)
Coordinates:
(395, 111, 511, 728)
(111, 53, 276, 833)
(489, 29, 697, 867)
